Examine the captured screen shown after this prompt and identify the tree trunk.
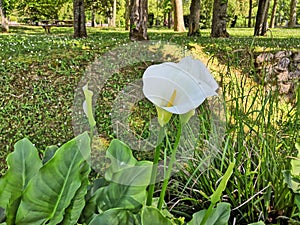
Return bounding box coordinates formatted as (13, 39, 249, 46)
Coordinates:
(91, 7, 95, 27)
(0, 0, 9, 33)
(248, 0, 252, 27)
(254, 0, 270, 36)
(269, 0, 277, 28)
(288, 0, 298, 28)
(188, 0, 200, 36)
(73, 0, 87, 38)
(168, 9, 172, 28)
(111, 0, 117, 27)
(173, 0, 185, 32)
(129, 0, 148, 41)
(261, 0, 270, 32)
(125, 0, 130, 30)
(211, 0, 230, 38)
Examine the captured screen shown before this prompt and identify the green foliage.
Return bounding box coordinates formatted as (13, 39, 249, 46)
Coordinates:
(210, 162, 235, 204)
(87, 140, 152, 212)
(283, 143, 300, 193)
(0, 139, 42, 225)
(0, 131, 231, 224)
(0, 26, 299, 224)
(141, 206, 174, 225)
(283, 143, 300, 219)
(16, 0, 68, 21)
(84, 139, 232, 225)
(81, 139, 154, 223)
(105, 139, 152, 186)
(199, 0, 213, 28)
(2, 0, 18, 15)
(0, 139, 42, 209)
(0, 132, 91, 225)
(187, 203, 231, 225)
(89, 208, 140, 225)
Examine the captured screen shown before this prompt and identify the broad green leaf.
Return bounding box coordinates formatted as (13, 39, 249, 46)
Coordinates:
(88, 139, 152, 212)
(296, 143, 300, 152)
(89, 177, 109, 196)
(187, 202, 231, 225)
(94, 182, 147, 211)
(105, 139, 152, 186)
(108, 160, 152, 186)
(0, 138, 42, 209)
(80, 178, 109, 224)
(60, 162, 91, 225)
(283, 170, 300, 193)
(6, 197, 21, 225)
(295, 194, 300, 211)
(0, 207, 5, 222)
(89, 208, 141, 225)
(141, 206, 174, 225)
(291, 143, 300, 176)
(15, 132, 91, 225)
(42, 145, 58, 164)
(211, 162, 235, 204)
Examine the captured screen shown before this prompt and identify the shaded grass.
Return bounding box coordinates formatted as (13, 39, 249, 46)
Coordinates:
(0, 26, 129, 172)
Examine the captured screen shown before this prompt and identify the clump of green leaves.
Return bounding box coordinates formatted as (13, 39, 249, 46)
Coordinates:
(0, 132, 91, 224)
(283, 143, 300, 220)
(0, 132, 235, 225)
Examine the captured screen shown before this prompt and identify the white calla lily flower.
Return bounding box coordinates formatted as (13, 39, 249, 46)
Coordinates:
(142, 56, 218, 119)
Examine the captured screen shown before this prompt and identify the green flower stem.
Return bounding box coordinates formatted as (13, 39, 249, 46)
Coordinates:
(146, 126, 165, 206)
(157, 121, 182, 210)
(200, 203, 214, 225)
(89, 125, 94, 145)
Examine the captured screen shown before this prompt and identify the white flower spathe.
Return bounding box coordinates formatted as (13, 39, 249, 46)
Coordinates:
(142, 56, 218, 114)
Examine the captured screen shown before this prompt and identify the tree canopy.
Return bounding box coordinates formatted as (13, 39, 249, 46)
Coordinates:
(1, 0, 299, 37)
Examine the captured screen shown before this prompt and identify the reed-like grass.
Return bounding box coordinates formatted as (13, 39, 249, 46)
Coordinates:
(168, 36, 299, 224)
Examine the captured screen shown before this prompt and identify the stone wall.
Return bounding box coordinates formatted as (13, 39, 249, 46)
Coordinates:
(255, 51, 300, 100)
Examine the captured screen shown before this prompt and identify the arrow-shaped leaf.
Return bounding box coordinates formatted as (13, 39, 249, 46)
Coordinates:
(15, 132, 90, 225)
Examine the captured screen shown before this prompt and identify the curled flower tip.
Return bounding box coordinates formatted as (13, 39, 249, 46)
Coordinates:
(156, 106, 172, 127)
(179, 109, 195, 125)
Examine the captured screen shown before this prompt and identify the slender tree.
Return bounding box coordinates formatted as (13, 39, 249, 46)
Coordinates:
(261, 0, 270, 32)
(248, 0, 253, 27)
(73, 0, 87, 38)
(91, 7, 95, 27)
(129, 0, 148, 41)
(0, 0, 9, 32)
(288, 0, 298, 28)
(173, 0, 185, 31)
(254, 0, 270, 36)
(110, 0, 117, 27)
(167, 9, 172, 28)
(269, 0, 277, 28)
(211, 0, 230, 38)
(188, 0, 200, 36)
(125, 0, 130, 30)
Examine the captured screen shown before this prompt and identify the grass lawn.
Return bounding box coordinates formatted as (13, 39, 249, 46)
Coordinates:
(0, 25, 299, 224)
